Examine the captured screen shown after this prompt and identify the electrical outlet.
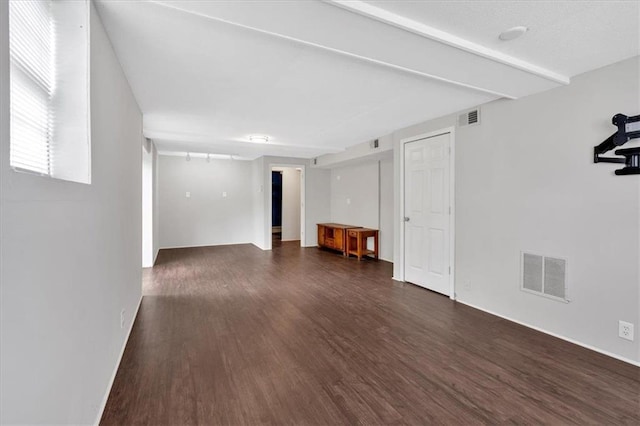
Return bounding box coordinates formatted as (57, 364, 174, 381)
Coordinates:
(185, 191, 191, 198)
(618, 321, 634, 341)
(346, 198, 351, 205)
(120, 309, 126, 329)
(222, 191, 227, 198)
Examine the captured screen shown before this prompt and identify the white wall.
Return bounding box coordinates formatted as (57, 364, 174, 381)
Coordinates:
(156, 155, 329, 251)
(276, 167, 301, 241)
(328, 155, 394, 261)
(152, 142, 160, 262)
(331, 162, 379, 228)
(0, 3, 144, 424)
(252, 156, 266, 248)
(158, 155, 254, 248)
(392, 57, 640, 364)
(142, 141, 154, 267)
(379, 156, 394, 262)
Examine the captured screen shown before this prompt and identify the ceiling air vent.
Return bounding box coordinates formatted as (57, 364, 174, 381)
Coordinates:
(521, 252, 568, 302)
(458, 109, 480, 127)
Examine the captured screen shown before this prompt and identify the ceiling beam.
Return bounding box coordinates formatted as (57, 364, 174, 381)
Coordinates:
(326, 0, 569, 86)
(151, 0, 530, 99)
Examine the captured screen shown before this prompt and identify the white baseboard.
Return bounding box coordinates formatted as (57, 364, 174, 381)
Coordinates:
(94, 295, 143, 425)
(160, 241, 252, 250)
(456, 300, 640, 367)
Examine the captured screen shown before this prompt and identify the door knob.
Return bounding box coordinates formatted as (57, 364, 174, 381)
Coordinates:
(404, 217, 410, 222)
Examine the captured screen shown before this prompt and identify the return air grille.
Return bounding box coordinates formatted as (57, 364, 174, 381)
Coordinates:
(458, 109, 480, 127)
(521, 252, 568, 302)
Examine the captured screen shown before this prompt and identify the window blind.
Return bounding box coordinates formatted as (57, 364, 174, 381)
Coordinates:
(9, 0, 55, 175)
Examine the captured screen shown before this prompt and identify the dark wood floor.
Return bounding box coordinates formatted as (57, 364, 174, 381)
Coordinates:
(101, 242, 639, 425)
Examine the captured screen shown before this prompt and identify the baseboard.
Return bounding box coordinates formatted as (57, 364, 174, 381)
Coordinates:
(159, 241, 252, 250)
(252, 242, 268, 250)
(152, 248, 159, 265)
(456, 300, 640, 367)
(94, 294, 143, 425)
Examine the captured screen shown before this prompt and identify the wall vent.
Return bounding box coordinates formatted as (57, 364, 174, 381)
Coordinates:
(458, 109, 480, 127)
(521, 252, 568, 302)
(370, 139, 379, 149)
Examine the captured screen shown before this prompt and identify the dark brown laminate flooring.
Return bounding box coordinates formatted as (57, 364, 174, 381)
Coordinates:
(101, 243, 640, 425)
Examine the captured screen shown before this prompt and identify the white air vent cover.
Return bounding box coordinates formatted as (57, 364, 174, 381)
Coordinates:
(458, 109, 480, 127)
(521, 252, 568, 302)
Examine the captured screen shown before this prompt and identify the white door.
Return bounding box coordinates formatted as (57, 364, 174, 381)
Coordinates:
(404, 133, 451, 295)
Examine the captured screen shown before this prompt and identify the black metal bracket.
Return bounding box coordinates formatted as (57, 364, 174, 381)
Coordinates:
(594, 113, 640, 175)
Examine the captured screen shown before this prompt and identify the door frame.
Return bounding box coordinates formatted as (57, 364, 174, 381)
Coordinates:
(399, 127, 456, 300)
(266, 163, 306, 250)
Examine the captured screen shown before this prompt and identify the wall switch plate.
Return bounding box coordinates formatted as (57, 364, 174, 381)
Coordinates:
(222, 191, 227, 198)
(619, 321, 634, 341)
(336, 175, 341, 181)
(120, 309, 125, 329)
(185, 191, 191, 198)
(346, 198, 351, 205)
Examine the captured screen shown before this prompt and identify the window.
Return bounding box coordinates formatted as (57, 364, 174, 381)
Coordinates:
(9, 0, 54, 175)
(9, 0, 90, 183)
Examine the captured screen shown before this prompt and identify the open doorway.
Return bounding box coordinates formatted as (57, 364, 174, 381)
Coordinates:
(271, 166, 302, 247)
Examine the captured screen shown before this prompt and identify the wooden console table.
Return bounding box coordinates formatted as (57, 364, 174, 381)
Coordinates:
(317, 223, 361, 255)
(346, 228, 379, 261)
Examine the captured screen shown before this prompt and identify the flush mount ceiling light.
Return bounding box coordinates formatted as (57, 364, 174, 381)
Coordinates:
(499, 26, 528, 41)
(249, 135, 270, 143)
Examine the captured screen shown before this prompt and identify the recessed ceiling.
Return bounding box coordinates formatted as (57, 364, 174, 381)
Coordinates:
(95, 0, 639, 159)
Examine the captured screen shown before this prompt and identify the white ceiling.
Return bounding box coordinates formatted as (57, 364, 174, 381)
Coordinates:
(95, 0, 640, 159)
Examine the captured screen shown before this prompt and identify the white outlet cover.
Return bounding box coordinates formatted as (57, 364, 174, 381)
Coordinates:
(222, 191, 227, 197)
(185, 191, 191, 198)
(619, 320, 634, 341)
(346, 198, 351, 205)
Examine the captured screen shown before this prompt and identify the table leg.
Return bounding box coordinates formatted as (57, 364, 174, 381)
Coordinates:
(374, 232, 379, 260)
(345, 235, 349, 258)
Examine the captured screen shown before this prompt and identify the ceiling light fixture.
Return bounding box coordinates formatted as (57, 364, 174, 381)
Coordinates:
(499, 26, 528, 41)
(249, 135, 270, 144)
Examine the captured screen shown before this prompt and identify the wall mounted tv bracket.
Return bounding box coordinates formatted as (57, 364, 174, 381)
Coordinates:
(594, 113, 640, 175)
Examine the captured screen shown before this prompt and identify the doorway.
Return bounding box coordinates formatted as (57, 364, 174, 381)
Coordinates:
(271, 166, 303, 247)
(402, 130, 454, 297)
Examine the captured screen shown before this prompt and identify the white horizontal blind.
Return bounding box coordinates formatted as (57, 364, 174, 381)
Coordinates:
(9, 0, 55, 175)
